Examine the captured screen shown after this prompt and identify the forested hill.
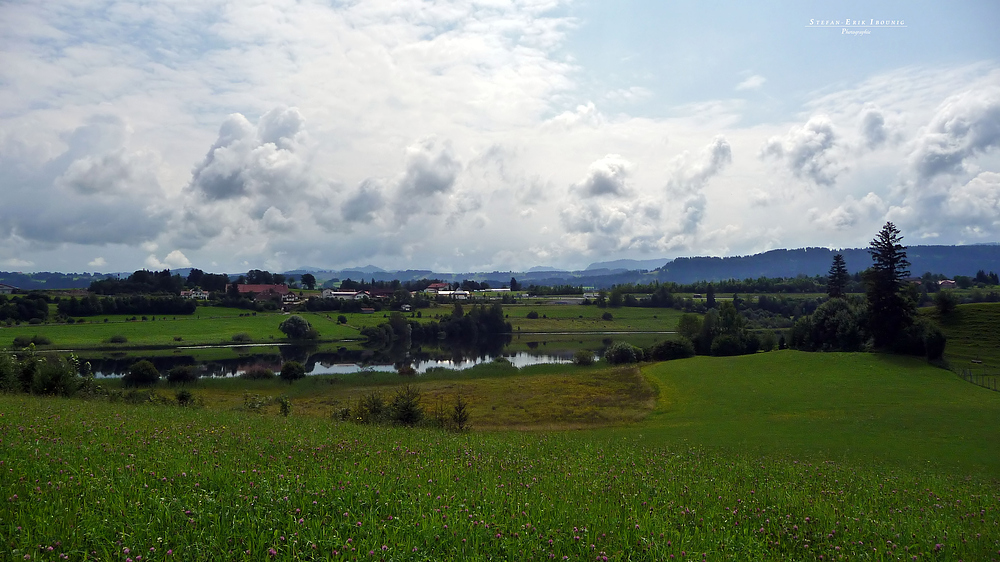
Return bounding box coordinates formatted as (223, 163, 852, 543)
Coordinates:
(651, 245, 1000, 285)
(2, 244, 998, 290)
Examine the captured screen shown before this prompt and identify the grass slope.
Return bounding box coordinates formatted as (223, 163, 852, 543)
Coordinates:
(636, 351, 1000, 474)
(2, 396, 998, 561)
(930, 302, 1000, 370)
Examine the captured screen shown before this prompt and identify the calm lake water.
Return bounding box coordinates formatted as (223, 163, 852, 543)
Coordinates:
(83, 332, 673, 378)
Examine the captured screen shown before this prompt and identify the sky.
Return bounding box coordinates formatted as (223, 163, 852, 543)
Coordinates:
(1, 0, 999, 274)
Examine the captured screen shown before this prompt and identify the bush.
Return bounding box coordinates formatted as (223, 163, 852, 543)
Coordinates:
(605, 342, 642, 365)
(279, 360, 306, 383)
(166, 365, 199, 385)
(232, 332, 252, 342)
(710, 334, 747, 357)
(123, 360, 159, 387)
(31, 356, 79, 397)
(175, 389, 195, 407)
(572, 349, 595, 366)
(646, 339, 695, 361)
(241, 364, 275, 380)
(526, 311, 539, 319)
(451, 395, 470, 431)
(388, 385, 424, 426)
(107, 334, 128, 344)
(337, 315, 348, 324)
(279, 315, 315, 339)
(352, 391, 386, 424)
(12, 336, 32, 348)
(924, 323, 947, 361)
(601, 312, 614, 321)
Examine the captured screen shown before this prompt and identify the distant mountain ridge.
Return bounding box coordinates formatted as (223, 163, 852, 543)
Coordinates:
(2, 245, 998, 290)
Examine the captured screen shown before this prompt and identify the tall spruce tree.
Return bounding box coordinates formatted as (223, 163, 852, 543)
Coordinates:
(827, 253, 850, 298)
(865, 222, 913, 347)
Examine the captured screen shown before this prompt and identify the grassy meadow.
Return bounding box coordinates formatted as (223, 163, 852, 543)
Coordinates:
(3, 303, 1000, 559)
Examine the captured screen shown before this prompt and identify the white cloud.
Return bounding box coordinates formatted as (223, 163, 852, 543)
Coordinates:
(571, 154, 633, 198)
(910, 89, 1000, 181)
(88, 257, 107, 268)
(736, 75, 765, 91)
(760, 116, 843, 186)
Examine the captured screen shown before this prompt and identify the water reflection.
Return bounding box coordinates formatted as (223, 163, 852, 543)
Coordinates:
(86, 333, 598, 378)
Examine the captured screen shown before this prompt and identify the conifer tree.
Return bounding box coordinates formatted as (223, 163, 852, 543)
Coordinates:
(827, 253, 850, 298)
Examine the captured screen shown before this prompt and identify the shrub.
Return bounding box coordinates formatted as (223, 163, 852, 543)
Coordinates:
(601, 312, 614, 321)
(353, 391, 386, 424)
(175, 389, 194, 407)
(337, 315, 348, 324)
(397, 364, 417, 376)
(123, 360, 159, 388)
(31, 334, 51, 346)
(924, 323, 947, 361)
(107, 335, 128, 344)
(451, 395, 470, 431)
(572, 349, 595, 366)
(0, 352, 18, 393)
(232, 332, 252, 342)
(166, 365, 199, 385)
(12, 336, 32, 348)
(279, 361, 306, 383)
(279, 315, 314, 339)
(647, 339, 695, 361)
(389, 385, 424, 426)
(605, 342, 642, 365)
(31, 356, 79, 397)
(277, 396, 292, 417)
(526, 311, 539, 319)
(241, 364, 275, 380)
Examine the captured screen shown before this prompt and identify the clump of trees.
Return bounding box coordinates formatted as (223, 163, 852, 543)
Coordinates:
(278, 315, 319, 340)
(789, 223, 946, 360)
(362, 303, 511, 347)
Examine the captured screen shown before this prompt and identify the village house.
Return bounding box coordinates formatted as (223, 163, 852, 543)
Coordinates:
(180, 289, 210, 300)
(237, 284, 290, 300)
(424, 282, 451, 294)
(322, 289, 368, 300)
(938, 279, 957, 289)
(0, 283, 16, 295)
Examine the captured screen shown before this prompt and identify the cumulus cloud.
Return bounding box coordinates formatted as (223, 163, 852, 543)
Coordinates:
(88, 257, 107, 268)
(341, 179, 387, 224)
(666, 136, 732, 234)
(189, 107, 310, 202)
(910, 89, 1000, 180)
(736, 75, 766, 91)
(145, 250, 192, 270)
(571, 154, 633, 198)
(760, 116, 843, 186)
(0, 115, 170, 246)
(392, 138, 462, 217)
(859, 105, 889, 150)
(809, 192, 886, 231)
(946, 171, 1000, 228)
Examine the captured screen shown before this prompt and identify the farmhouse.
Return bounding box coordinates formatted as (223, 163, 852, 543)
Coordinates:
(436, 290, 470, 300)
(939, 279, 957, 289)
(180, 289, 210, 300)
(322, 289, 368, 300)
(0, 284, 16, 295)
(237, 284, 290, 300)
(424, 282, 451, 294)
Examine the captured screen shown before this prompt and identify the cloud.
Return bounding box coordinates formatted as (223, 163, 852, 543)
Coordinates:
(341, 179, 387, 224)
(809, 192, 886, 231)
(0, 115, 170, 246)
(666, 136, 732, 234)
(859, 105, 888, 150)
(392, 138, 462, 217)
(145, 250, 192, 270)
(736, 75, 766, 91)
(945, 171, 1000, 230)
(760, 116, 842, 186)
(188, 107, 310, 202)
(910, 89, 1000, 180)
(571, 154, 633, 198)
(605, 87, 653, 103)
(88, 257, 107, 268)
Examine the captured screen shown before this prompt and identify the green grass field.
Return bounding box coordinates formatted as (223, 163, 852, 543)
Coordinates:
(930, 302, 1000, 370)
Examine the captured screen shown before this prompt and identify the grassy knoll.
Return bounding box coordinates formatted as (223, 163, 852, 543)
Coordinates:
(2, 394, 999, 561)
(928, 302, 1000, 370)
(636, 351, 1000, 475)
